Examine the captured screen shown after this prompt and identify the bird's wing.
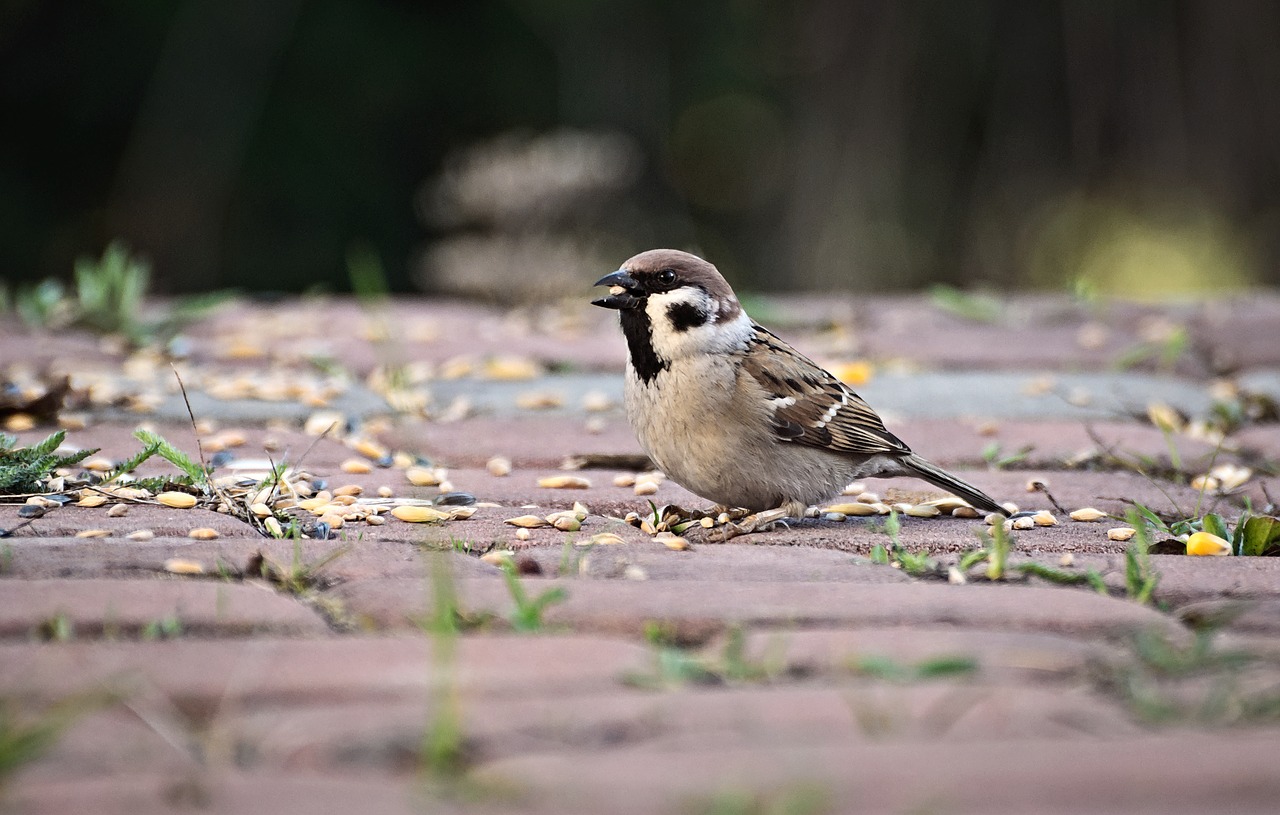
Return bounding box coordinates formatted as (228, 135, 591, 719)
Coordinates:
(741, 325, 911, 456)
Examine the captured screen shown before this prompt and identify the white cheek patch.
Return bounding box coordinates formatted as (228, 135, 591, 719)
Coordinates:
(646, 290, 752, 359)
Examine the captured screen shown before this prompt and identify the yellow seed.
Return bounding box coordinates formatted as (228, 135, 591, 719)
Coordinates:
(633, 481, 659, 496)
(516, 391, 564, 410)
(538, 475, 591, 490)
(947, 566, 966, 585)
(824, 512, 847, 522)
(515, 528, 531, 541)
(505, 514, 549, 528)
(480, 550, 515, 566)
(83, 457, 114, 472)
(377, 485, 393, 498)
(487, 456, 512, 477)
(1070, 507, 1108, 522)
(76, 494, 108, 508)
(391, 506, 451, 523)
(855, 492, 880, 504)
(318, 513, 345, 529)
(405, 466, 443, 487)
(984, 513, 1002, 525)
(250, 503, 272, 518)
(659, 534, 689, 551)
(1001, 502, 1020, 514)
(904, 505, 941, 518)
(264, 517, 283, 537)
(1147, 402, 1183, 433)
(821, 502, 881, 516)
(841, 481, 867, 496)
(297, 496, 327, 512)
(164, 558, 205, 575)
(1186, 531, 1231, 556)
(1010, 516, 1035, 530)
(187, 528, 219, 540)
(1107, 527, 1137, 542)
(952, 506, 981, 518)
(1032, 510, 1058, 527)
(590, 532, 625, 545)
(216, 430, 248, 448)
(351, 438, 389, 460)
(331, 493, 358, 506)
(340, 458, 373, 474)
(920, 495, 972, 512)
(700, 517, 715, 528)
(613, 473, 636, 487)
(76, 528, 111, 538)
(106, 503, 129, 518)
(126, 529, 155, 541)
(156, 492, 198, 509)
(366, 515, 386, 526)
(447, 506, 476, 520)
(1059, 553, 1075, 567)
(437, 480, 455, 493)
(1190, 475, 1220, 493)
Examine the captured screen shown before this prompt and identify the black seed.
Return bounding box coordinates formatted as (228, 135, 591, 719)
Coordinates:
(436, 492, 476, 506)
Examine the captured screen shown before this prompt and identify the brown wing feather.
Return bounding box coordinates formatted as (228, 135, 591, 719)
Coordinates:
(742, 326, 911, 457)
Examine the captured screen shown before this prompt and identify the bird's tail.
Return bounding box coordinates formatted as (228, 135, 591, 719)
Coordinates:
(901, 453, 1007, 515)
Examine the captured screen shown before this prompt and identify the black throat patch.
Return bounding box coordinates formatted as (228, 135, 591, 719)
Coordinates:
(665, 301, 708, 332)
(619, 308, 668, 384)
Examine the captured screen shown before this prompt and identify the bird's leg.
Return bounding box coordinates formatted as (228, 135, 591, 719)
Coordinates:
(709, 500, 808, 542)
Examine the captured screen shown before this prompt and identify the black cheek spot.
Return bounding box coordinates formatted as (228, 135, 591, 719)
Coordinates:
(666, 302, 708, 333)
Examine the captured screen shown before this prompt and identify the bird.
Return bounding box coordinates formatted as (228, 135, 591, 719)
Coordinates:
(592, 248, 1007, 534)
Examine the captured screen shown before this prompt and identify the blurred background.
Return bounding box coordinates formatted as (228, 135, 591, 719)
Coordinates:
(2, 0, 1278, 300)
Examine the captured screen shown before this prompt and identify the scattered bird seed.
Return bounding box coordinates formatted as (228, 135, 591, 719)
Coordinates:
(83, 457, 115, 472)
(127, 530, 155, 541)
(188, 528, 219, 540)
(904, 505, 941, 518)
(590, 532, 625, 545)
(366, 515, 386, 526)
(1069, 507, 1107, 522)
(505, 514, 549, 528)
(164, 558, 205, 575)
(633, 481, 659, 496)
(75, 494, 109, 508)
(333, 484, 364, 497)
(377, 485, 393, 498)
(1107, 527, 1137, 542)
(487, 456, 512, 477)
(613, 473, 636, 487)
(516, 391, 564, 410)
(515, 528, 531, 541)
(405, 466, 444, 487)
(1001, 502, 1019, 514)
(947, 566, 966, 585)
(1008, 517, 1035, 530)
(537, 475, 591, 490)
(157, 492, 198, 509)
(1059, 553, 1074, 567)
(76, 529, 111, 538)
(17, 505, 45, 518)
(107, 504, 129, 518)
(952, 506, 981, 518)
(657, 533, 689, 551)
(821, 502, 880, 516)
(391, 506, 451, 523)
(824, 512, 847, 522)
(581, 390, 615, 412)
(1032, 510, 1058, 526)
(341, 458, 373, 474)
(264, 517, 284, 537)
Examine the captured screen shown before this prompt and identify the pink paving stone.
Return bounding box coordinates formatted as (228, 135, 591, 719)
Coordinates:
(334, 577, 1184, 642)
(472, 729, 1280, 815)
(0, 635, 654, 710)
(0, 578, 330, 638)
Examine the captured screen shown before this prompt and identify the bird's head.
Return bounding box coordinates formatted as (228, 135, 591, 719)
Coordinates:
(593, 249, 748, 361)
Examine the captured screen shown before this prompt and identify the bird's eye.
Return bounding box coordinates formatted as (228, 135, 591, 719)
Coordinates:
(657, 269, 677, 286)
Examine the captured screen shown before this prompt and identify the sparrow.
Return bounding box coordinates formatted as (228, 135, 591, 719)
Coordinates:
(592, 249, 1007, 530)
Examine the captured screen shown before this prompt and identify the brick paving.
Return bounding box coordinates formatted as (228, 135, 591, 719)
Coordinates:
(2, 291, 1280, 813)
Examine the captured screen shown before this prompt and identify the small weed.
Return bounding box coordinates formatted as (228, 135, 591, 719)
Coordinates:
(984, 522, 1011, 581)
(871, 511, 944, 577)
(0, 691, 118, 791)
(981, 441, 1033, 470)
(848, 653, 979, 682)
(1123, 511, 1160, 604)
(500, 563, 567, 633)
(250, 542, 350, 596)
(1095, 624, 1280, 726)
(929, 283, 1002, 324)
(625, 626, 786, 689)
(0, 430, 99, 495)
(420, 552, 468, 780)
(1114, 324, 1189, 374)
(686, 781, 832, 815)
(140, 615, 183, 641)
(33, 613, 74, 642)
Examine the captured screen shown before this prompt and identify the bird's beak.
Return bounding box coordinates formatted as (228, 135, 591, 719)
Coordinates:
(591, 269, 642, 310)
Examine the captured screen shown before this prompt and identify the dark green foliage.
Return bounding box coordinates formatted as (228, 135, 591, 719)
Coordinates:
(0, 431, 98, 495)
